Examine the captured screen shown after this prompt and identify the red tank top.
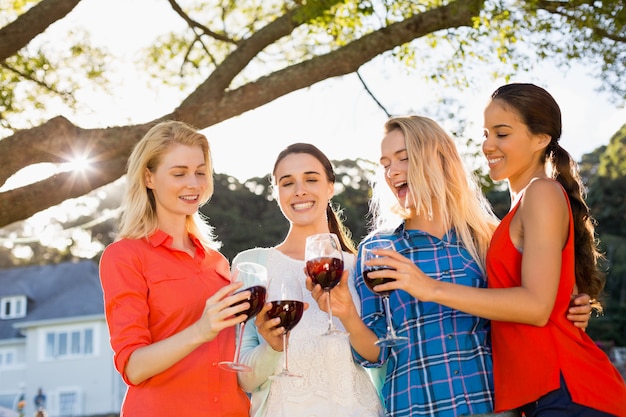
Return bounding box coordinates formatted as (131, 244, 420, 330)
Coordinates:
(487, 187, 626, 415)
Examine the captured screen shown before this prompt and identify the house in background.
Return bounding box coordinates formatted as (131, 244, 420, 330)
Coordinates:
(0, 260, 124, 417)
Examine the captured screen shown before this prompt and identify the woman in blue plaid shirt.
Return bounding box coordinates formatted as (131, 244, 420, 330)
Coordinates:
(307, 115, 592, 416)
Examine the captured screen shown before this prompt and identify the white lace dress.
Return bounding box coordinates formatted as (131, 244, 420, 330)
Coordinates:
(234, 247, 384, 417)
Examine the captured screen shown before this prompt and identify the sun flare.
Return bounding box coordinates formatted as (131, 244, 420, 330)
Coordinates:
(62, 154, 92, 173)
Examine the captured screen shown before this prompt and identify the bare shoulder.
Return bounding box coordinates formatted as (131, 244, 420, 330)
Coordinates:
(521, 178, 568, 217)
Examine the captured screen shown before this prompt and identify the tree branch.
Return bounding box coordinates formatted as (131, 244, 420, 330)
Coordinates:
(0, 0, 81, 61)
(0, 117, 156, 225)
(167, 0, 237, 44)
(178, 0, 345, 106)
(175, 0, 482, 125)
(535, 0, 626, 43)
(0, 0, 484, 227)
(356, 70, 392, 118)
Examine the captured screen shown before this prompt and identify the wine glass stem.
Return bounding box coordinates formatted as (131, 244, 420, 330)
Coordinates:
(326, 289, 336, 332)
(382, 295, 397, 338)
(282, 332, 289, 372)
(232, 322, 245, 363)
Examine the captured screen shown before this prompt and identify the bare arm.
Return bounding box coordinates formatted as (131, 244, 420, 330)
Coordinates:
(369, 180, 570, 326)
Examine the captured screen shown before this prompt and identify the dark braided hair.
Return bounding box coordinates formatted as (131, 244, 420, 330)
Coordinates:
(272, 143, 356, 255)
(491, 83, 605, 308)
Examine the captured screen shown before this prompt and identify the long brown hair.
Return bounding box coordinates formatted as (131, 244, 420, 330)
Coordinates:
(272, 143, 356, 255)
(491, 83, 605, 304)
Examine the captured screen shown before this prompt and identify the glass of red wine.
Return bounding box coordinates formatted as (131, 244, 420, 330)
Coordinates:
(305, 233, 346, 336)
(361, 239, 409, 347)
(266, 272, 305, 379)
(219, 262, 268, 372)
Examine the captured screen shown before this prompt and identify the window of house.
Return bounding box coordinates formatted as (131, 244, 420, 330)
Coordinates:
(0, 295, 27, 319)
(59, 391, 78, 417)
(57, 389, 81, 417)
(44, 326, 96, 360)
(0, 349, 16, 368)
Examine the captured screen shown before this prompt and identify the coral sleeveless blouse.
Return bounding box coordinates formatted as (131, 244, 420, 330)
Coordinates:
(487, 187, 626, 415)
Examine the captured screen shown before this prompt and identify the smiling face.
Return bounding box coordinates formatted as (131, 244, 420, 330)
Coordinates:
(482, 99, 550, 187)
(273, 152, 334, 229)
(145, 143, 208, 225)
(380, 128, 413, 211)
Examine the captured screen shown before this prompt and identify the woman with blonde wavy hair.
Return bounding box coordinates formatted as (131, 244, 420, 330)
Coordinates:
(368, 115, 498, 272)
(117, 120, 216, 247)
(308, 115, 593, 417)
(355, 115, 504, 417)
(100, 120, 250, 417)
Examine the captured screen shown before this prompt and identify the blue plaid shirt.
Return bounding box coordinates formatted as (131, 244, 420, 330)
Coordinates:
(354, 225, 494, 417)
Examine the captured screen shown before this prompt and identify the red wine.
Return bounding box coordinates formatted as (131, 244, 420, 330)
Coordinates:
(306, 257, 344, 290)
(233, 285, 267, 321)
(363, 268, 395, 297)
(266, 300, 304, 331)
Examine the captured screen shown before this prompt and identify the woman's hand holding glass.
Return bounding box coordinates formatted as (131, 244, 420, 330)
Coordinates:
(305, 233, 346, 336)
(196, 281, 251, 343)
(219, 262, 268, 372)
(266, 272, 305, 379)
(306, 270, 359, 324)
(254, 302, 288, 352)
(255, 294, 311, 353)
(361, 239, 409, 347)
(364, 246, 439, 302)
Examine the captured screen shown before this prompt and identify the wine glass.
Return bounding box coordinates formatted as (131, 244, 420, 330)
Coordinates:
(267, 272, 305, 379)
(361, 239, 409, 347)
(219, 262, 268, 372)
(305, 233, 346, 336)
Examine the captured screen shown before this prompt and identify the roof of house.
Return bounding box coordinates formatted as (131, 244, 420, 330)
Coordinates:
(0, 260, 104, 340)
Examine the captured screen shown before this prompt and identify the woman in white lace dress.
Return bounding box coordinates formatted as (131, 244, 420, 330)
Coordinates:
(233, 143, 384, 417)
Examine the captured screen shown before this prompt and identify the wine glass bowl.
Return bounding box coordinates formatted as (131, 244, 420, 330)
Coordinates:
(267, 300, 304, 333)
(219, 262, 268, 372)
(232, 284, 267, 320)
(305, 233, 346, 336)
(361, 239, 408, 347)
(306, 256, 343, 290)
(362, 268, 395, 297)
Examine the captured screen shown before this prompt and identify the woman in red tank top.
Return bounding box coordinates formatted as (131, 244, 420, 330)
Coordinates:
(369, 83, 626, 416)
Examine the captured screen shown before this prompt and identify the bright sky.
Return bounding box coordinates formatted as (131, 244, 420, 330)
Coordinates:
(14, 0, 626, 185)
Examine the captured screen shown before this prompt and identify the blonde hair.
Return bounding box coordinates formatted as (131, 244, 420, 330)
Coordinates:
(370, 115, 498, 270)
(117, 120, 217, 248)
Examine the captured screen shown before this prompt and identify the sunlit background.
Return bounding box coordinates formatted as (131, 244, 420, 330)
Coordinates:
(3, 0, 625, 262)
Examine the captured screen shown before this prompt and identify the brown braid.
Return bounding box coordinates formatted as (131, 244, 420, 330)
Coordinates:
(548, 143, 606, 304)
